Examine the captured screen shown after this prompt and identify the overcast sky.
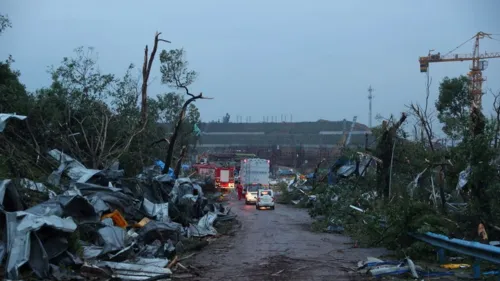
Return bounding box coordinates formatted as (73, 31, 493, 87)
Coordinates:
(1, 0, 500, 135)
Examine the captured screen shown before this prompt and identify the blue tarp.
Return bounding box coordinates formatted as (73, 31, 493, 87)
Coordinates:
(306, 173, 315, 179)
(155, 160, 175, 178)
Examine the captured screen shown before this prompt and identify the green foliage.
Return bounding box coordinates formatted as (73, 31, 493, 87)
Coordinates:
(1, 44, 202, 177)
(309, 176, 458, 259)
(303, 75, 500, 261)
(159, 48, 197, 88)
(0, 59, 31, 114)
(435, 75, 471, 139)
(0, 14, 11, 35)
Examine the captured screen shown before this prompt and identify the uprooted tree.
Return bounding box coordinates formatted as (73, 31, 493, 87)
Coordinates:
(300, 73, 500, 258)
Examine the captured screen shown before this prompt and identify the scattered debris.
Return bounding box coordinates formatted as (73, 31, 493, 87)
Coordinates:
(0, 148, 237, 280)
(0, 113, 27, 132)
(358, 256, 455, 279)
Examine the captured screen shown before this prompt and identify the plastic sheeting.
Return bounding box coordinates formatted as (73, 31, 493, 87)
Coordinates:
(154, 160, 175, 178)
(407, 168, 427, 198)
(456, 166, 471, 191)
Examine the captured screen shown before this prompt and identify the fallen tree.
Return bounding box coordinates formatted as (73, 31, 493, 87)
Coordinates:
(0, 28, 203, 178)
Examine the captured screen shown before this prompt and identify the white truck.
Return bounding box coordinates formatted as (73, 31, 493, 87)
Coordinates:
(240, 158, 270, 204)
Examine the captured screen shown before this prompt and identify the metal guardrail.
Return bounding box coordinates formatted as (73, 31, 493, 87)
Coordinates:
(411, 232, 500, 279)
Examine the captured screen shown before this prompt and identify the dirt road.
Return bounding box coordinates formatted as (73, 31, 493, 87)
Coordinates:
(189, 198, 389, 281)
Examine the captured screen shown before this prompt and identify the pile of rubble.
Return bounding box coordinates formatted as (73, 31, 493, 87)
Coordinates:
(0, 149, 236, 280)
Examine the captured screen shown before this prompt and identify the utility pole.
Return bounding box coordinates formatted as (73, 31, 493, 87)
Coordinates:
(368, 85, 374, 128)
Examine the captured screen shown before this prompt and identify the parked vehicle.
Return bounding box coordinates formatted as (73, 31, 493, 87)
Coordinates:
(256, 189, 275, 210)
(192, 163, 216, 178)
(244, 184, 261, 204)
(240, 158, 270, 188)
(215, 167, 235, 189)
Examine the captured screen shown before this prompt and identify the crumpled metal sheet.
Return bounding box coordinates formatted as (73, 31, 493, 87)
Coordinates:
(142, 198, 169, 222)
(0, 241, 5, 263)
(0, 179, 25, 211)
(47, 149, 102, 184)
(4, 211, 77, 279)
(337, 163, 356, 177)
(138, 221, 183, 244)
(76, 182, 123, 193)
(98, 226, 126, 255)
(20, 178, 57, 198)
(170, 178, 204, 204)
(0, 113, 27, 132)
(25, 195, 97, 220)
(75, 182, 141, 220)
(188, 212, 218, 237)
(86, 260, 172, 280)
(136, 165, 163, 181)
(205, 203, 230, 216)
(102, 161, 125, 180)
(133, 257, 169, 268)
(83, 245, 104, 260)
(86, 195, 110, 216)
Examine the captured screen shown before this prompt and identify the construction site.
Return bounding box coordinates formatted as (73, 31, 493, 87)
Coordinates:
(2, 2, 500, 279)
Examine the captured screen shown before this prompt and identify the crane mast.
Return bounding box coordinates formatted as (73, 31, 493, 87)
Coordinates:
(418, 32, 500, 110)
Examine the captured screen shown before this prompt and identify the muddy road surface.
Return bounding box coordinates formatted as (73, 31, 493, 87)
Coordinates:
(189, 197, 389, 281)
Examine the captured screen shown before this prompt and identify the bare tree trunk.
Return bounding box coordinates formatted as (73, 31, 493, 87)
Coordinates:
(162, 93, 204, 174)
(140, 33, 170, 126)
(492, 91, 500, 148)
(174, 145, 187, 178)
(312, 158, 326, 188)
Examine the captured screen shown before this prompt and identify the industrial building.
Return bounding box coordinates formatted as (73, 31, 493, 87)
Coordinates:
(195, 120, 374, 168)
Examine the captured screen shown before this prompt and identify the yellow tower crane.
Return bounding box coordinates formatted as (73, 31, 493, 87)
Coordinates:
(419, 32, 500, 110)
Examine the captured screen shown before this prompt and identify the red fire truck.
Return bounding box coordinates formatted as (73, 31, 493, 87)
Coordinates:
(192, 163, 217, 178)
(215, 167, 235, 189)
